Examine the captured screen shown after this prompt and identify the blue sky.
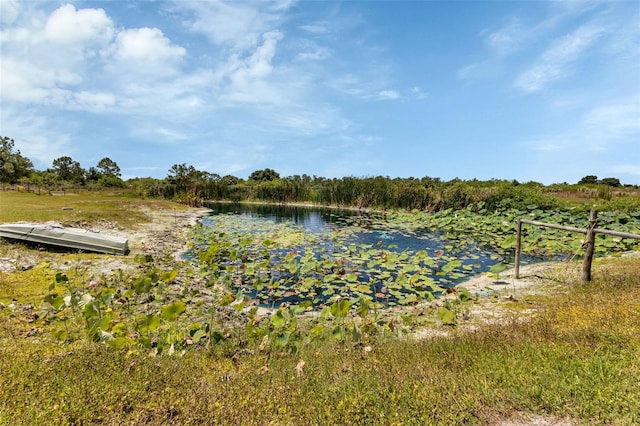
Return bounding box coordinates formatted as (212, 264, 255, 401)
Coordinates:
(1, 0, 638, 184)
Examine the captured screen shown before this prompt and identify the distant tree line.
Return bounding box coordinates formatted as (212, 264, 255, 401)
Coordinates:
(154, 165, 637, 212)
(1, 136, 124, 190)
(1, 135, 637, 211)
(577, 175, 622, 187)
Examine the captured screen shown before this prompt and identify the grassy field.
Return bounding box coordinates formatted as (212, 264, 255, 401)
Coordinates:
(0, 189, 187, 226)
(1, 191, 639, 425)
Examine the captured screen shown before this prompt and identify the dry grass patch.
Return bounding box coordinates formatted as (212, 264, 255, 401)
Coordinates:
(0, 190, 187, 228)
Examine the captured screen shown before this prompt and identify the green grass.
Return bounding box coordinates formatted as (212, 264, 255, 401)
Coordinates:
(0, 190, 186, 227)
(1, 257, 639, 425)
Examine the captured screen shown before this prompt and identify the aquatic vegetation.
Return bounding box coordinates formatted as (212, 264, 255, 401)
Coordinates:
(189, 204, 640, 311)
(22, 201, 640, 358)
(382, 203, 640, 257)
(191, 202, 640, 309)
(189, 213, 494, 310)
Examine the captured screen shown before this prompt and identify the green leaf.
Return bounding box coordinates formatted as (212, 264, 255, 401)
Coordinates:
(270, 309, 288, 328)
(44, 293, 64, 309)
(159, 270, 178, 283)
(310, 324, 325, 338)
(161, 301, 187, 321)
(442, 260, 462, 273)
(457, 288, 473, 302)
(332, 325, 345, 340)
(132, 276, 153, 294)
(108, 337, 127, 350)
(137, 314, 160, 333)
(437, 306, 456, 325)
(345, 273, 358, 282)
(300, 261, 315, 275)
(211, 331, 225, 344)
(355, 284, 371, 294)
(274, 332, 290, 348)
(489, 263, 507, 274)
(330, 299, 352, 319)
(356, 300, 370, 317)
(192, 329, 204, 344)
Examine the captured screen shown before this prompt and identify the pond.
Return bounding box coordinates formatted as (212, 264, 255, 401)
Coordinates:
(189, 203, 514, 309)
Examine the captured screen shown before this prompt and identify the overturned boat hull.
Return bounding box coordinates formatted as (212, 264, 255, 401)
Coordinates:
(0, 223, 129, 255)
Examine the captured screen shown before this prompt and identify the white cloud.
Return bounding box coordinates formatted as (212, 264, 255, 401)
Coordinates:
(327, 73, 399, 102)
(484, 18, 525, 56)
(0, 3, 200, 125)
(44, 4, 114, 46)
(0, 106, 74, 168)
(299, 22, 330, 34)
(69, 91, 116, 112)
(0, 0, 20, 25)
(514, 24, 605, 93)
(0, 57, 82, 103)
(113, 27, 185, 64)
(156, 127, 190, 141)
(272, 106, 350, 136)
(0, 0, 392, 178)
(457, 63, 479, 80)
(377, 90, 400, 100)
(222, 31, 287, 104)
(294, 39, 330, 61)
(176, 0, 292, 50)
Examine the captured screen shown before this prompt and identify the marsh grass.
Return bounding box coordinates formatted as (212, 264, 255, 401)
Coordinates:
(1, 255, 638, 425)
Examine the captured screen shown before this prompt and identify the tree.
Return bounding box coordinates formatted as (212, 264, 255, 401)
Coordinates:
(249, 168, 280, 182)
(86, 167, 101, 183)
(50, 156, 85, 184)
(599, 177, 621, 187)
(167, 163, 198, 187)
(96, 157, 121, 178)
(94, 157, 123, 187)
(31, 170, 59, 193)
(0, 136, 34, 185)
(578, 175, 598, 185)
(221, 175, 241, 185)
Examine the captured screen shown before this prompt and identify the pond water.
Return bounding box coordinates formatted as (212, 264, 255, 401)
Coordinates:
(203, 203, 498, 263)
(192, 203, 510, 308)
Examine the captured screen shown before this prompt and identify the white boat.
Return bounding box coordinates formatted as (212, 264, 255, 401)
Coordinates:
(0, 223, 129, 255)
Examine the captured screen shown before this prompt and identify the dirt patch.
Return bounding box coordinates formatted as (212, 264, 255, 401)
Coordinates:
(488, 412, 576, 426)
(410, 261, 580, 340)
(93, 206, 212, 275)
(0, 207, 211, 275)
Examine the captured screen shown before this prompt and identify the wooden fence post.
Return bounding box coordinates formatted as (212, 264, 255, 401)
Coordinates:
(581, 210, 597, 284)
(515, 219, 522, 279)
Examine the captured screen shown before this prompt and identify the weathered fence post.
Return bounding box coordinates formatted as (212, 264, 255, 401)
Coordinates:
(515, 219, 522, 279)
(581, 209, 598, 284)
(514, 210, 639, 283)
